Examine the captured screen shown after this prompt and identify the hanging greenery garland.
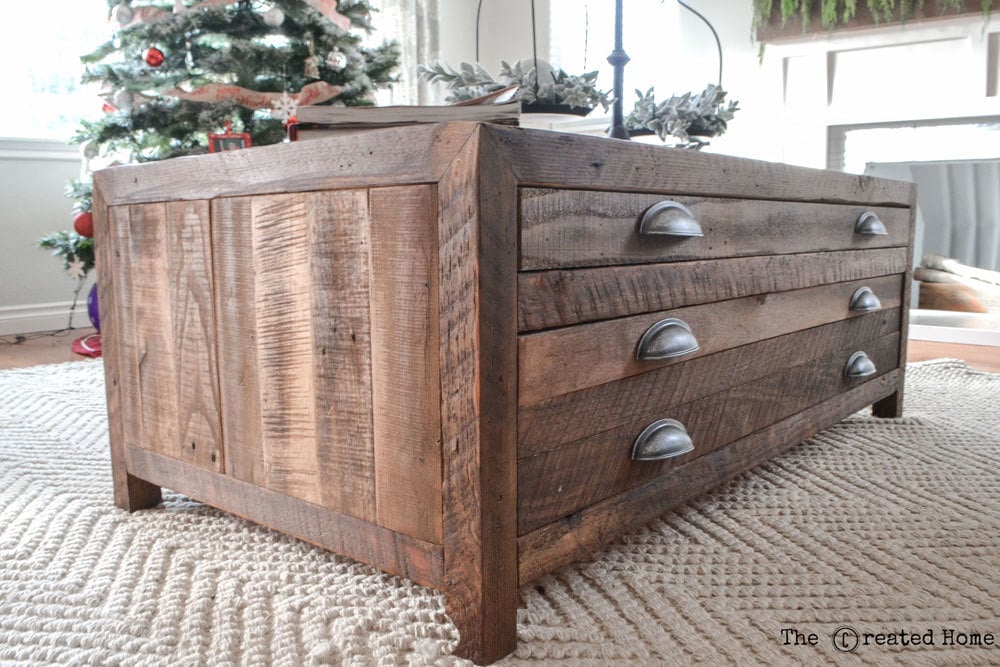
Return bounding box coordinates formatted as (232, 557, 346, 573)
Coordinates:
(753, 0, 995, 32)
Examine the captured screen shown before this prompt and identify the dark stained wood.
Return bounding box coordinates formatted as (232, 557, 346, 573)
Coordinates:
(251, 194, 322, 504)
(519, 248, 908, 330)
(517, 370, 901, 583)
(439, 126, 519, 663)
(520, 189, 910, 271)
(520, 308, 901, 455)
(307, 190, 377, 525)
(369, 186, 442, 543)
(486, 125, 913, 206)
(98, 123, 478, 206)
(124, 446, 442, 588)
(165, 201, 225, 472)
(93, 188, 161, 511)
(212, 197, 265, 485)
(519, 274, 903, 405)
(874, 187, 918, 418)
(517, 332, 901, 534)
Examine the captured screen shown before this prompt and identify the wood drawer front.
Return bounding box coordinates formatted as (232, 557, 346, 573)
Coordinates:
(520, 188, 910, 271)
(518, 308, 900, 457)
(519, 274, 903, 406)
(518, 248, 908, 331)
(517, 331, 901, 534)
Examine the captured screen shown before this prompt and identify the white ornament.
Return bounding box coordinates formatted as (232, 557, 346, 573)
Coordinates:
(67, 258, 87, 280)
(325, 49, 347, 70)
(111, 2, 134, 26)
(263, 7, 285, 27)
(270, 92, 298, 121)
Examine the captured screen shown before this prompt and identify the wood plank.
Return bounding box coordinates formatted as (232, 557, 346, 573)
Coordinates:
(875, 192, 918, 418)
(485, 125, 913, 206)
(519, 189, 911, 271)
(517, 370, 901, 584)
(251, 194, 321, 504)
(439, 126, 519, 662)
(211, 197, 264, 485)
(127, 203, 184, 462)
(124, 446, 442, 588)
(98, 123, 478, 205)
(519, 248, 908, 331)
(92, 187, 160, 510)
(368, 186, 442, 543)
(165, 200, 224, 472)
(307, 190, 377, 524)
(519, 274, 903, 405)
(517, 332, 901, 535)
(519, 308, 901, 456)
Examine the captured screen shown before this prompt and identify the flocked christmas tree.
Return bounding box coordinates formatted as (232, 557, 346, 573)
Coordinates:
(42, 0, 398, 300)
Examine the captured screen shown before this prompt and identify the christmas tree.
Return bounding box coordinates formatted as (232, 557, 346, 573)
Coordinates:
(50, 0, 398, 276)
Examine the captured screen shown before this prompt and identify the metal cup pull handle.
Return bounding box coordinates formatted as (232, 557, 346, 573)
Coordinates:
(636, 318, 700, 361)
(632, 419, 695, 461)
(855, 211, 888, 236)
(845, 351, 878, 378)
(849, 286, 882, 312)
(638, 201, 704, 237)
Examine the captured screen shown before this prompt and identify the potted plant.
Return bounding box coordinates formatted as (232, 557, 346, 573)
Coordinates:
(418, 60, 612, 116)
(625, 83, 739, 149)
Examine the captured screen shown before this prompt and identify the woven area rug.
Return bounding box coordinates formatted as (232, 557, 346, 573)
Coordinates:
(1, 360, 999, 665)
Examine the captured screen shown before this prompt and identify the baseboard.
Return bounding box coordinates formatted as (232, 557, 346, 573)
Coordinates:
(0, 301, 90, 336)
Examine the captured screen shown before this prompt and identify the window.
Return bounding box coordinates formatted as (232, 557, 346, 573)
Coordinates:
(0, 1, 110, 141)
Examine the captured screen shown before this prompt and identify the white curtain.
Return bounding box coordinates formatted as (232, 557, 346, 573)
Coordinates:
(866, 160, 1000, 273)
(370, 0, 441, 105)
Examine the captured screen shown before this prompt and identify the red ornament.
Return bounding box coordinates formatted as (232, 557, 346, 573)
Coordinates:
(208, 121, 252, 153)
(73, 211, 94, 238)
(102, 102, 116, 113)
(143, 47, 165, 67)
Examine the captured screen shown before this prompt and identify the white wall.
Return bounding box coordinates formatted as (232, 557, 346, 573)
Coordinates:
(0, 140, 94, 335)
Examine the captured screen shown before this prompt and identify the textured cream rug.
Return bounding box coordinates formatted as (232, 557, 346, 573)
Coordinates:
(1, 359, 999, 665)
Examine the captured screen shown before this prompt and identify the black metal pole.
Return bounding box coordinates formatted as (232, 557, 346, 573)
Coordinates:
(608, 0, 630, 139)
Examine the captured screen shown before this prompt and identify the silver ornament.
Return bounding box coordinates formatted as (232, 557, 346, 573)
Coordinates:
(325, 49, 347, 70)
(113, 90, 134, 110)
(111, 2, 134, 26)
(263, 7, 285, 27)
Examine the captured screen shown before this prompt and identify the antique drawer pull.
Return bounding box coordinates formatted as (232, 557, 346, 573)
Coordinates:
(636, 318, 700, 361)
(845, 351, 878, 378)
(638, 201, 704, 237)
(632, 419, 695, 461)
(855, 211, 888, 236)
(849, 286, 882, 312)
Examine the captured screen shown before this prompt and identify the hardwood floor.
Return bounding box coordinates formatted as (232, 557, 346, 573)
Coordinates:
(907, 339, 1000, 373)
(0, 328, 99, 371)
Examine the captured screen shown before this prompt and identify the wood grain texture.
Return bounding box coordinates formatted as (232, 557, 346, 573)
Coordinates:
(98, 123, 478, 206)
(93, 186, 160, 511)
(517, 370, 902, 583)
(251, 194, 321, 504)
(439, 126, 519, 663)
(487, 125, 913, 206)
(517, 332, 901, 534)
(520, 189, 910, 270)
(307, 190, 377, 524)
(519, 274, 903, 405)
(369, 186, 442, 543)
(124, 446, 442, 587)
(211, 197, 264, 485)
(518, 248, 908, 331)
(519, 308, 901, 456)
(165, 200, 224, 472)
(874, 186, 918, 418)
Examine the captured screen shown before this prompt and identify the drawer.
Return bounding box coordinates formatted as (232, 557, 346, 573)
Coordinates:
(518, 274, 903, 406)
(520, 188, 911, 271)
(517, 331, 901, 535)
